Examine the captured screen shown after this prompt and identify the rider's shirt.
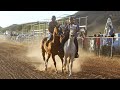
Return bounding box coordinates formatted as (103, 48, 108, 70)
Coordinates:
(67, 23, 79, 37)
(48, 21, 58, 34)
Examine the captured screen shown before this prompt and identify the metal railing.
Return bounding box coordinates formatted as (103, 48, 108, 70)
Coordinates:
(77, 36, 120, 57)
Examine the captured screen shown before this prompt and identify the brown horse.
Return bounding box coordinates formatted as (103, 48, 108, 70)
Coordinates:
(41, 26, 64, 73)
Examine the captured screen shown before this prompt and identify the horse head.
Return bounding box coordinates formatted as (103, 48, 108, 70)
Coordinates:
(52, 25, 61, 43)
(69, 30, 75, 40)
(53, 24, 61, 35)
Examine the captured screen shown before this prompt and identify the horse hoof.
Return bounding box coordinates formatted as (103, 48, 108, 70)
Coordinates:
(62, 70, 64, 73)
(69, 74, 72, 77)
(56, 71, 58, 73)
(63, 67, 66, 70)
(45, 68, 47, 71)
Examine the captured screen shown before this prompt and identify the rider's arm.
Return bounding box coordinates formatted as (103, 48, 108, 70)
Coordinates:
(48, 22, 52, 33)
(76, 24, 80, 32)
(65, 24, 70, 33)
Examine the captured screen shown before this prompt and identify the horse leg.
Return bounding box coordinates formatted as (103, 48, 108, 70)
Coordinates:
(45, 54, 51, 71)
(52, 54, 58, 73)
(69, 58, 74, 77)
(58, 54, 64, 73)
(42, 47, 45, 61)
(67, 58, 70, 73)
(63, 56, 67, 72)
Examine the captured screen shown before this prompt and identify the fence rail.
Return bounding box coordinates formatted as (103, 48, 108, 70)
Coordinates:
(77, 36, 120, 57)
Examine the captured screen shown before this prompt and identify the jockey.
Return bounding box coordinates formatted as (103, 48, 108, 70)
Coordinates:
(59, 22, 69, 53)
(67, 17, 80, 58)
(58, 24, 64, 35)
(46, 16, 58, 46)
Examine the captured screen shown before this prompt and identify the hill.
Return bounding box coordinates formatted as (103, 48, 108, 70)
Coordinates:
(73, 11, 120, 35)
(1, 11, 120, 36)
(1, 22, 48, 34)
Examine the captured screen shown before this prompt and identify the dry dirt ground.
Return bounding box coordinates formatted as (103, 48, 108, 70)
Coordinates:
(0, 37, 120, 79)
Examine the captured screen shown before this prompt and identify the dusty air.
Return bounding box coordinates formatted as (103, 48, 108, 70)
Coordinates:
(0, 11, 120, 79)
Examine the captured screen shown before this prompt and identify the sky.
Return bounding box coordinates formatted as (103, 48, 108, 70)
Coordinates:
(0, 11, 78, 28)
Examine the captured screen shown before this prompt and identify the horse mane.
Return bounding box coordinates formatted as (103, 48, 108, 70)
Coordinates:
(53, 25, 60, 35)
(53, 27, 58, 35)
(51, 26, 60, 44)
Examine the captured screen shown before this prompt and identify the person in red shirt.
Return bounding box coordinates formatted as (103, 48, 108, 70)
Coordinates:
(96, 34, 100, 55)
(96, 34, 100, 46)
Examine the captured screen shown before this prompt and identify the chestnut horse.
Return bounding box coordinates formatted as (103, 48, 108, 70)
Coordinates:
(41, 26, 64, 73)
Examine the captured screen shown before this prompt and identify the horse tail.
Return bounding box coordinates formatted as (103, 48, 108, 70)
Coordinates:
(41, 37, 47, 48)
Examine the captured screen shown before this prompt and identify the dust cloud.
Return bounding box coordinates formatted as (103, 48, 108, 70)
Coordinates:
(26, 42, 93, 73)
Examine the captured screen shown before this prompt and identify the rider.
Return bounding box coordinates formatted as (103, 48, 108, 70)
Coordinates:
(66, 17, 80, 58)
(46, 16, 58, 46)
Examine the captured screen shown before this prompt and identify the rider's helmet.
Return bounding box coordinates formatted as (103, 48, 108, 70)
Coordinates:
(52, 16, 56, 21)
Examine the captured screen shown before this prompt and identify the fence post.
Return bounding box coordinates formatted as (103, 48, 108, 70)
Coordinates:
(99, 37, 101, 57)
(111, 37, 113, 57)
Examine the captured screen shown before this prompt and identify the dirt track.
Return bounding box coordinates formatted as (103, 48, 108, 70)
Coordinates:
(0, 39, 120, 79)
